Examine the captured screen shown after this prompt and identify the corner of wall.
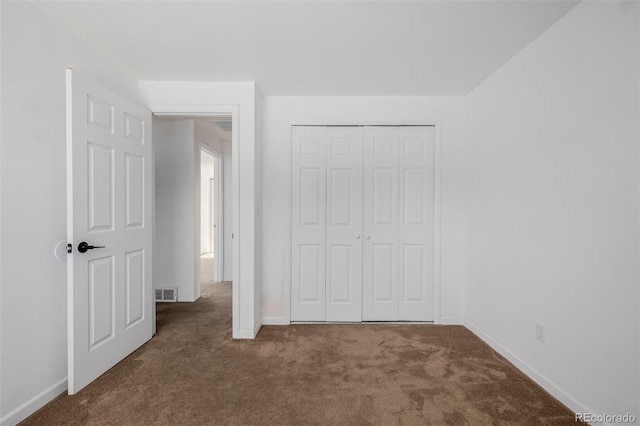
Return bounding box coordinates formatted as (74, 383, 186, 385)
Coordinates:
(253, 83, 264, 332)
(0, 378, 67, 426)
(464, 320, 593, 416)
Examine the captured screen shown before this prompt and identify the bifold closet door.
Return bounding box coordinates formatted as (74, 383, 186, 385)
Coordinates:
(363, 126, 435, 321)
(325, 127, 363, 322)
(291, 126, 327, 321)
(291, 126, 363, 322)
(292, 125, 434, 322)
(362, 127, 400, 320)
(397, 126, 435, 321)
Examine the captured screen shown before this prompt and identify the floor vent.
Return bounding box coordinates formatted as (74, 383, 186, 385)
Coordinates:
(155, 288, 178, 302)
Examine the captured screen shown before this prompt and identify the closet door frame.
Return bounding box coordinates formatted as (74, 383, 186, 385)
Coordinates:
(286, 119, 442, 324)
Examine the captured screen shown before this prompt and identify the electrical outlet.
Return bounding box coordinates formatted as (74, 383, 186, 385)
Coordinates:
(536, 322, 544, 342)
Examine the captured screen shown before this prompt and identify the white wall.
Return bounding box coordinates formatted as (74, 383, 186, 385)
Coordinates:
(465, 0, 639, 419)
(153, 119, 197, 301)
(260, 97, 467, 324)
(195, 119, 225, 154)
(0, 2, 140, 423)
(223, 141, 233, 281)
(254, 88, 264, 327)
(139, 81, 261, 338)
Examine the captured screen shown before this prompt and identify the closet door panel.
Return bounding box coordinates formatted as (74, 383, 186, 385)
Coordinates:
(291, 126, 326, 321)
(398, 127, 435, 321)
(363, 127, 399, 320)
(325, 127, 363, 322)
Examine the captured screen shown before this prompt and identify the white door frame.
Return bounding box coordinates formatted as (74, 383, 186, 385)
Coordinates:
(199, 143, 224, 284)
(285, 119, 443, 324)
(153, 106, 240, 338)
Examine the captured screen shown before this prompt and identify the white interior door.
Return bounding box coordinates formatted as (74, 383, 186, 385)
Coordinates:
(213, 154, 223, 282)
(398, 126, 435, 321)
(325, 127, 363, 322)
(66, 69, 153, 394)
(363, 127, 400, 321)
(291, 126, 327, 321)
(210, 178, 215, 254)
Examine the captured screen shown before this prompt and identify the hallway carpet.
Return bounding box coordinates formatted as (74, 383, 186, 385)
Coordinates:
(23, 282, 578, 425)
(200, 254, 214, 285)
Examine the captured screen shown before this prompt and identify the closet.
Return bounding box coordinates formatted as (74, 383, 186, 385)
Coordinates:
(291, 125, 435, 322)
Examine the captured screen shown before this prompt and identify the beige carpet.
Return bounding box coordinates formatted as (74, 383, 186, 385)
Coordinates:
(200, 254, 214, 284)
(23, 282, 579, 425)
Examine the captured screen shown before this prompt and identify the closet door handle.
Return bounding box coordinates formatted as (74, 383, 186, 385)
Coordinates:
(365, 235, 371, 240)
(356, 235, 361, 239)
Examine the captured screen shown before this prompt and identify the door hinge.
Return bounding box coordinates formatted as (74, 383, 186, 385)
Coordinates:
(67, 243, 72, 253)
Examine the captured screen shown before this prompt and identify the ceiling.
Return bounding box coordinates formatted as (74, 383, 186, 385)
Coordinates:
(32, 0, 579, 96)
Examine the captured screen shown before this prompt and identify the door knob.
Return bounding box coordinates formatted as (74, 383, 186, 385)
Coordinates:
(365, 235, 371, 240)
(356, 235, 361, 239)
(77, 242, 106, 253)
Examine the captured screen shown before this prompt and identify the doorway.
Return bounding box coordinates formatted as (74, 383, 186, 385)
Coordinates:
(200, 146, 223, 287)
(151, 102, 246, 339)
(152, 115, 232, 305)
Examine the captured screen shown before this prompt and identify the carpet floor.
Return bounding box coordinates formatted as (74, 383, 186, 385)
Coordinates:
(200, 255, 214, 285)
(23, 282, 579, 425)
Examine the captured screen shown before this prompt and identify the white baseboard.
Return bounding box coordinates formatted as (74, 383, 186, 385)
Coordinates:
(233, 320, 262, 339)
(262, 316, 290, 325)
(438, 316, 463, 325)
(234, 328, 255, 339)
(0, 378, 67, 426)
(464, 320, 599, 422)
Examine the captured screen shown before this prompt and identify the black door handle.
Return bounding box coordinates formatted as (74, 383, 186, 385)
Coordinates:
(78, 242, 106, 253)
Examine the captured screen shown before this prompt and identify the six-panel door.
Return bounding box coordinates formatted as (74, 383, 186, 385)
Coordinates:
(325, 128, 363, 322)
(397, 127, 435, 321)
(291, 127, 327, 321)
(362, 127, 400, 321)
(67, 69, 153, 394)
